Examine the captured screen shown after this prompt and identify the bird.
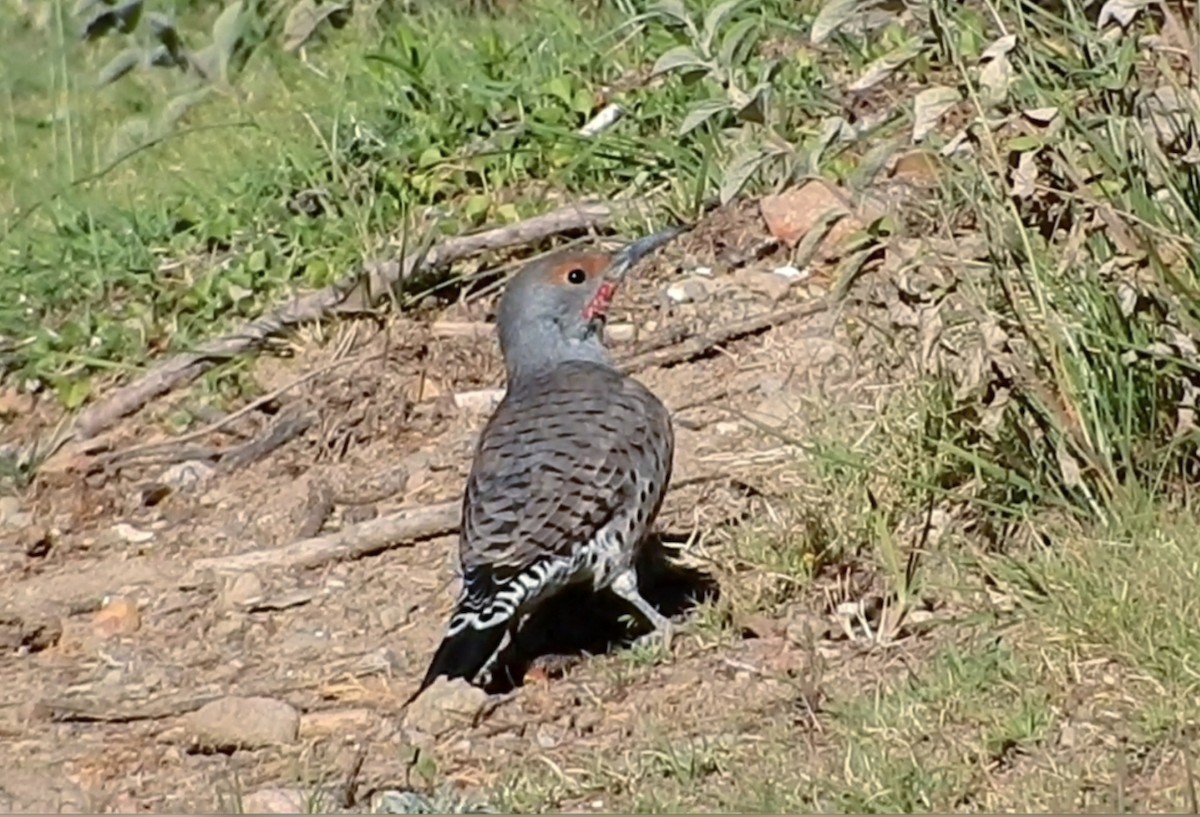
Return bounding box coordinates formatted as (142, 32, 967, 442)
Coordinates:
(414, 226, 686, 696)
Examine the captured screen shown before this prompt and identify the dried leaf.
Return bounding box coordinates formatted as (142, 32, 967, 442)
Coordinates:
(651, 45, 710, 79)
(980, 33, 1017, 62)
(810, 0, 858, 46)
(1056, 446, 1083, 489)
(1098, 0, 1148, 29)
(97, 47, 142, 86)
(678, 97, 731, 136)
(979, 53, 1013, 108)
(911, 85, 961, 143)
(283, 0, 319, 51)
(1022, 106, 1059, 125)
(1010, 149, 1038, 198)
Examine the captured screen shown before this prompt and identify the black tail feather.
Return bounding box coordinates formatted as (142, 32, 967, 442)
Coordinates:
(411, 619, 509, 700)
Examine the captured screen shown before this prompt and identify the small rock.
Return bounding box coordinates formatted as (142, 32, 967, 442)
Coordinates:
(186, 696, 300, 752)
(113, 523, 154, 545)
(784, 610, 832, 645)
(19, 525, 52, 558)
(299, 707, 375, 740)
(0, 496, 31, 531)
(219, 572, 264, 610)
(1, 611, 62, 654)
(92, 596, 141, 639)
(453, 389, 505, 414)
(0, 768, 91, 813)
(0, 389, 34, 419)
(732, 269, 794, 302)
(161, 460, 215, 493)
(665, 277, 713, 304)
(403, 678, 489, 738)
(240, 787, 316, 814)
(343, 504, 378, 525)
(772, 264, 810, 281)
(739, 613, 785, 639)
(606, 322, 636, 343)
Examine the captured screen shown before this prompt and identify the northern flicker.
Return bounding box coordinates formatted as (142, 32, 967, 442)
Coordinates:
(415, 226, 685, 694)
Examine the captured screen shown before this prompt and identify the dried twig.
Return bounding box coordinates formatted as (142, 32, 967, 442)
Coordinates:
(217, 407, 314, 473)
(620, 299, 833, 373)
(68, 201, 624, 443)
(188, 500, 462, 575)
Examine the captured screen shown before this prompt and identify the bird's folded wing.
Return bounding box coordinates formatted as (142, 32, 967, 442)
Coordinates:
(459, 382, 641, 578)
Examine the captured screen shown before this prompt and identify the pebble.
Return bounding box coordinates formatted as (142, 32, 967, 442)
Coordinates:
(92, 596, 141, 639)
(240, 787, 323, 814)
(299, 708, 375, 740)
(161, 460, 215, 493)
(219, 572, 264, 610)
(186, 696, 300, 752)
(402, 677, 489, 739)
(732, 269, 794, 302)
(113, 523, 154, 545)
(19, 525, 52, 558)
(0, 496, 31, 530)
(606, 322, 636, 343)
(665, 277, 714, 304)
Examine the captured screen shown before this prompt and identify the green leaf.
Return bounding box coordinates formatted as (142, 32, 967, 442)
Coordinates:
(463, 194, 490, 223)
(97, 47, 143, 87)
(651, 0, 691, 26)
(678, 97, 731, 136)
(211, 1, 245, 80)
(810, 0, 857, 45)
(717, 16, 760, 69)
(248, 249, 267, 272)
(544, 75, 573, 106)
(651, 45, 711, 79)
(186, 45, 219, 81)
(417, 145, 441, 168)
(159, 87, 211, 128)
(58, 379, 92, 411)
(1007, 135, 1043, 152)
(571, 87, 595, 116)
(720, 145, 771, 204)
(701, 0, 743, 54)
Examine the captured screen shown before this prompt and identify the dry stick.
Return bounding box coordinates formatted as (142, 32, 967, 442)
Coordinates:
(189, 473, 729, 578)
(619, 298, 834, 373)
(71, 201, 623, 442)
(188, 500, 462, 576)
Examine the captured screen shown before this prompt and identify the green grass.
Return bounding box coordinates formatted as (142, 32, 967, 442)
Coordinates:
(5, 0, 1200, 812)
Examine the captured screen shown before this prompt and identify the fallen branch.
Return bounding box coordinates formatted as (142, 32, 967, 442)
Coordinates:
(620, 298, 833, 373)
(188, 500, 462, 575)
(70, 201, 623, 442)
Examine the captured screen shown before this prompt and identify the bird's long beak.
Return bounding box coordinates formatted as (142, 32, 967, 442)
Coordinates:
(604, 223, 690, 283)
(582, 223, 689, 324)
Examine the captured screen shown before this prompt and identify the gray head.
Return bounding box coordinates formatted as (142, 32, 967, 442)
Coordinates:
(495, 226, 685, 385)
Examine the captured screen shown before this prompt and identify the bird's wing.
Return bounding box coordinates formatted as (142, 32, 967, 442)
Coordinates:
(459, 365, 668, 582)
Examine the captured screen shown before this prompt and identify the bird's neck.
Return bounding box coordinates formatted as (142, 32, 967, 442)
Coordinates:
(501, 321, 611, 387)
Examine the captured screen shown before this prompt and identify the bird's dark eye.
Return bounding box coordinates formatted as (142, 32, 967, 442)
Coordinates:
(566, 268, 587, 285)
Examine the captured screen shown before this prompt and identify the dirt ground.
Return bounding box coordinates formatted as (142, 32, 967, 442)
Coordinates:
(0, 200, 918, 813)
